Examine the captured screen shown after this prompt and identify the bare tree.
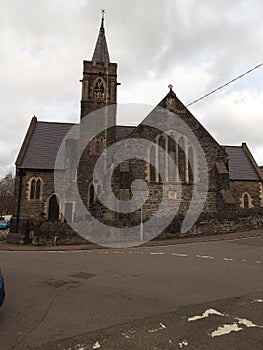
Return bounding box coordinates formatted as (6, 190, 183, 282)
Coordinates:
(0, 173, 15, 217)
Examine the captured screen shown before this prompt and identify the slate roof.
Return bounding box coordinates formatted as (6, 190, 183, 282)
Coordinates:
(225, 146, 261, 181)
(20, 122, 136, 170)
(115, 125, 136, 141)
(21, 121, 75, 170)
(92, 17, 110, 65)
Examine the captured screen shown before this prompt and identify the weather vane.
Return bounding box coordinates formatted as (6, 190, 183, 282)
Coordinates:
(101, 9, 106, 19)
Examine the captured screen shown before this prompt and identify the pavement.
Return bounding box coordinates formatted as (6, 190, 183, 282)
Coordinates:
(1, 227, 263, 251)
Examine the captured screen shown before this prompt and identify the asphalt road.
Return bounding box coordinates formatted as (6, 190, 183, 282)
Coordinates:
(0, 236, 262, 349)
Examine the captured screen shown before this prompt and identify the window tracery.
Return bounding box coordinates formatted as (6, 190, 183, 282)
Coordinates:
(29, 177, 42, 200)
(147, 132, 195, 184)
(93, 78, 106, 100)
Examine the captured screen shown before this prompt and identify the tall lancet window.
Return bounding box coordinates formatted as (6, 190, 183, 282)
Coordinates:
(93, 78, 106, 100)
(178, 137, 186, 182)
(158, 136, 166, 182)
(149, 145, 156, 182)
(168, 135, 176, 181)
(188, 147, 194, 183)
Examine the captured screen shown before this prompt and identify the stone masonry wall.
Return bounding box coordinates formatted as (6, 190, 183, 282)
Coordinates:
(229, 180, 262, 208)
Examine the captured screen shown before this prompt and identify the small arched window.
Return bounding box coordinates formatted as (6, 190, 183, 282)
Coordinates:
(243, 193, 249, 209)
(30, 179, 36, 200)
(95, 139, 100, 155)
(35, 179, 41, 199)
(89, 184, 95, 205)
(29, 178, 42, 200)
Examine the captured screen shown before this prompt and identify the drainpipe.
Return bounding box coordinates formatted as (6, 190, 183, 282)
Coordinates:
(16, 168, 26, 233)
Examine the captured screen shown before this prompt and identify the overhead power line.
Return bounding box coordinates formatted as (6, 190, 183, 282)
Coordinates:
(186, 62, 263, 107)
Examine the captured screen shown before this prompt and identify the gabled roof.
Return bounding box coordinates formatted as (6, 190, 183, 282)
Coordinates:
(92, 16, 110, 65)
(225, 144, 262, 181)
(126, 88, 228, 160)
(20, 120, 75, 170)
(18, 120, 136, 170)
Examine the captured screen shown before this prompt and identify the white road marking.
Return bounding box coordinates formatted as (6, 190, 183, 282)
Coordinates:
(188, 309, 225, 321)
(59, 247, 261, 266)
(121, 330, 136, 339)
(211, 323, 242, 338)
(236, 317, 263, 328)
(148, 322, 166, 333)
(171, 253, 188, 257)
(75, 344, 87, 350)
(255, 299, 263, 303)
(178, 340, 188, 348)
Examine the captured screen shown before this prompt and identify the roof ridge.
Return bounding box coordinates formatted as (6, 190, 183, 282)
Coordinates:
(37, 121, 77, 125)
(224, 145, 243, 148)
(116, 125, 136, 128)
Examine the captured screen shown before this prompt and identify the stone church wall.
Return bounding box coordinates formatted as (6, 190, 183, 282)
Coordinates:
(11, 169, 57, 233)
(229, 180, 262, 208)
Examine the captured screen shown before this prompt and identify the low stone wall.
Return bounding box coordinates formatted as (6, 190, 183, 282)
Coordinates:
(9, 221, 89, 246)
(161, 208, 263, 238)
(6, 233, 21, 245)
(8, 208, 263, 245)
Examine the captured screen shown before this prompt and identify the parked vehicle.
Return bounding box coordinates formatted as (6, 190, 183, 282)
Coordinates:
(0, 269, 5, 307)
(0, 220, 9, 240)
(0, 220, 9, 230)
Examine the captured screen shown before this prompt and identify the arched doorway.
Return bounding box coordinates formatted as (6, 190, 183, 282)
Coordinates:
(48, 194, 60, 221)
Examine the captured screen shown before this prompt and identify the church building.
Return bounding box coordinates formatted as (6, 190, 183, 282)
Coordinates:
(11, 15, 263, 241)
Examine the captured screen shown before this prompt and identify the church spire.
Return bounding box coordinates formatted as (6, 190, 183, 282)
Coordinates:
(92, 10, 110, 65)
(80, 10, 118, 119)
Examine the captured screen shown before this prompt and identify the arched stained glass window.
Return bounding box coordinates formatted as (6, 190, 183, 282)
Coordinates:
(188, 147, 194, 183)
(35, 179, 41, 199)
(178, 137, 185, 182)
(168, 135, 176, 181)
(30, 179, 36, 200)
(243, 193, 249, 209)
(150, 145, 156, 182)
(29, 178, 42, 200)
(158, 136, 166, 182)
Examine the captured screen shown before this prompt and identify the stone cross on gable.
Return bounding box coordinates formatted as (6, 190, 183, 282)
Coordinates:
(168, 84, 173, 91)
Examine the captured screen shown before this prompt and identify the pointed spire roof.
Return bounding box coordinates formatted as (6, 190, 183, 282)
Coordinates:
(92, 12, 110, 65)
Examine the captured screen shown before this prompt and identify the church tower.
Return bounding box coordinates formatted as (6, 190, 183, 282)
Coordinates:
(80, 12, 118, 119)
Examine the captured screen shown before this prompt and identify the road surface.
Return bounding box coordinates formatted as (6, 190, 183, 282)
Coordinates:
(0, 235, 262, 349)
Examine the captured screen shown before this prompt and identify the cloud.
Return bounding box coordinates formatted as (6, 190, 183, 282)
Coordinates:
(0, 0, 263, 179)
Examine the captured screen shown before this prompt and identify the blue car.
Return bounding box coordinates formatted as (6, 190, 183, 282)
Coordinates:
(0, 269, 5, 307)
(0, 220, 9, 230)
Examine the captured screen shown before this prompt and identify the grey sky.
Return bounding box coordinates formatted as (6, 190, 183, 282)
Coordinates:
(0, 0, 262, 178)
